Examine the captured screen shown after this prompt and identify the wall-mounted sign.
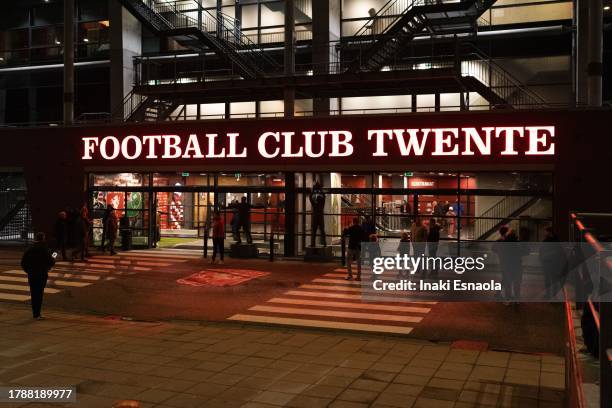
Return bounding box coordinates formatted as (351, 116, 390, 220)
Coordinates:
(81, 126, 555, 162)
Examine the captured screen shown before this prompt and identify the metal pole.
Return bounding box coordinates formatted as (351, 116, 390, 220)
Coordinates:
(63, 0, 74, 124)
(587, 0, 603, 107)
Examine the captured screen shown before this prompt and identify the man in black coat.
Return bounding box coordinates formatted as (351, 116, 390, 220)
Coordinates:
(21, 232, 55, 319)
(235, 196, 253, 244)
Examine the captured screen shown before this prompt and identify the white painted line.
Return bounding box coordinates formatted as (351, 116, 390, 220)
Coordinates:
(227, 314, 413, 335)
(312, 278, 363, 285)
(0, 293, 30, 301)
(284, 290, 419, 303)
(300, 284, 363, 292)
(248, 305, 423, 323)
(267, 297, 431, 313)
(0, 283, 60, 294)
(2, 270, 110, 281)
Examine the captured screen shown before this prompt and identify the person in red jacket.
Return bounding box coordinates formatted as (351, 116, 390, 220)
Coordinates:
(211, 211, 225, 264)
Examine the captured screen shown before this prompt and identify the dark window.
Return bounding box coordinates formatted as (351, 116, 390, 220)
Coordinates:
(33, 3, 63, 27)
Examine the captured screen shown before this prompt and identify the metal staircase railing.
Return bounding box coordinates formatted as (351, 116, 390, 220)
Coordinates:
(474, 196, 538, 240)
(0, 200, 33, 242)
(118, 89, 180, 122)
(122, 0, 280, 78)
(460, 44, 548, 108)
(353, 0, 423, 39)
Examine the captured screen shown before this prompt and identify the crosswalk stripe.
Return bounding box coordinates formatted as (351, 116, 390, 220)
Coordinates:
(127, 250, 201, 259)
(53, 266, 127, 275)
(284, 290, 418, 303)
(267, 297, 431, 313)
(0, 248, 192, 303)
(312, 278, 363, 285)
(249, 305, 423, 323)
(82, 258, 172, 267)
(300, 284, 363, 292)
(1, 270, 112, 281)
(227, 314, 413, 335)
(0, 283, 60, 294)
(0, 293, 30, 301)
(0, 278, 94, 288)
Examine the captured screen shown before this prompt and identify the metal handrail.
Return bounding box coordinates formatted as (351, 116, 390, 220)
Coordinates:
(462, 43, 548, 107)
(570, 212, 612, 408)
(144, 0, 280, 73)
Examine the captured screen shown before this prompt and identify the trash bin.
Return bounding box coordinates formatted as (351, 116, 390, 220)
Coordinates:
(120, 217, 132, 251)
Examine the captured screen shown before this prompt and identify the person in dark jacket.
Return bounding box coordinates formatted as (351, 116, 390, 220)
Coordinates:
(343, 217, 365, 281)
(427, 218, 441, 275)
(539, 226, 567, 298)
(235, 197, 253, 244)
(106, 206, 119, 255)
(54, 211, 68, 261)
(21, 232, 55, 319)
(397, 232, 411, 277)
(100, 207, 111, 252)
(71, 205, 91, 261)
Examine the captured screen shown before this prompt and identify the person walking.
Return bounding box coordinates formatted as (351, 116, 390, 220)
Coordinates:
(54, 211, 68, 261)
(427, 218, 441, 275)
(343, 217, 365, 281)
(504, 229, 524, 304)
(71, 206, 91, 261)
(362, 215, 376, 237)
(211, 211, 225, 264)
(106, 206, 119, 255)
(235, 197, 253, 244)
(445, 206, 457, 237)
(411, 219, 427, 274)
(100, 207, 111, 252)
(539, 226, 567, 298)
(21, 232, 55, 319)
(397, 232, 411, 277)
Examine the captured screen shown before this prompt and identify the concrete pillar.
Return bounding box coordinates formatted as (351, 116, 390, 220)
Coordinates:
(109, 1, 142, 121)
(63, 0, 74, 124)
(575, 0, 589, 106)
(284, 87, 295, 118)
(312, 0, 340, 116)
(587, 0, 603, 107)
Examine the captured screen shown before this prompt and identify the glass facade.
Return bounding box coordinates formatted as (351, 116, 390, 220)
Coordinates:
(88, 171, 553, 257)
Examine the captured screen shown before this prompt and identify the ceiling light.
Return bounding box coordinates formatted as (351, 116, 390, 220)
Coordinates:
(604, 5, 610, 10)
(83, 38, 89, 42)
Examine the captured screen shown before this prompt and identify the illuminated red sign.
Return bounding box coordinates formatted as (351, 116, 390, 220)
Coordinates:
(82, 126, 555, 161)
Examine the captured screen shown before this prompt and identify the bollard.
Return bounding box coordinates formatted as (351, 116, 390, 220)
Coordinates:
(341, 236, 346, 266)
(269, 233, 274, 262)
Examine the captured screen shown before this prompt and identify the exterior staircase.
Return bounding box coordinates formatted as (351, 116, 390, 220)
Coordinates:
(345, 0, 496, 73)
(0, 200, 33, 242)
(119, 91, 180, 122)
(474, 196, 540, 240)
(119, 0, 281, 79)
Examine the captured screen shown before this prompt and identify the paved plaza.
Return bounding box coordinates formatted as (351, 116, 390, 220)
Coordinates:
(0, 302, 565, 408)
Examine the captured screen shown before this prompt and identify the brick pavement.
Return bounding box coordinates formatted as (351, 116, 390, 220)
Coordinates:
(0, 303, 564, 408)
